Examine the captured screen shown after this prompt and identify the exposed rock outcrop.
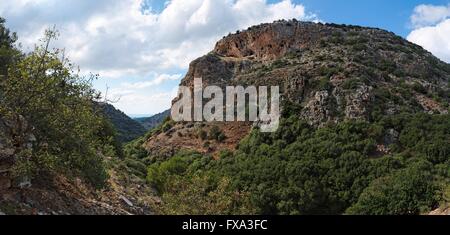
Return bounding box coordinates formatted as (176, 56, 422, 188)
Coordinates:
(144, 20, 450, 157)
(0, 112, 35, 190)
(0, 111, 157, 215)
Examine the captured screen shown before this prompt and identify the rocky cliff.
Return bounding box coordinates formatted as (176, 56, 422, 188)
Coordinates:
(144, 20, 450, 158)
(0, 112, 35, 191)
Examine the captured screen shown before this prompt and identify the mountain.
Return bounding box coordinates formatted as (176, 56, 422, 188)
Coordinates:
(138, 20, 450, 215)
(2, 18, 449, 215)
(144, 20, 449, 158)
(135, 109, 170, 130)
(98, 103, 146, 143)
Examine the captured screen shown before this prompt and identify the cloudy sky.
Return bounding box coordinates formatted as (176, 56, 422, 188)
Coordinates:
(1, 0, 449, 116)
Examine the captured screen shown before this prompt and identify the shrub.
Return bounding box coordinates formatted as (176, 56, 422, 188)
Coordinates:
(0, 17, 20, 76)
(217, 133, 227, 143)
(0, 28, 114, 188)
(342, 78, 361, 90)
(124, 158, 148, 178)
(198, 129, 208, 140)
(162, 121, 174, 132)
(311, 77, 332, 91)
(208, 126, 226, 142)
(412, 82, 427, 94)
(148, 112, 449, 215)
(319, 66, 342, 77)
(271, 59, 289, 69)
(160, 175, 256, 215)
(347, 160, 438, 215)
(146, 153, 194, 192)
(378, 59, 397, 73)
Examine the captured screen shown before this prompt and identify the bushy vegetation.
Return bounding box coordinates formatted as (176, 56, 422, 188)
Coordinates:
(347, 160, 438, 215)
(208, 126, 226, 142)
(132, 20, 449, 215)
(0, 18, 122, 188)
(146, 151, 256, 215)
(145, 106, 449, 214)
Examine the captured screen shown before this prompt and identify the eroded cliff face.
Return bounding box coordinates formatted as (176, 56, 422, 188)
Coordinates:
(144, 20, 450, 158)
(0, 113, 35, 191)
(214, 21, 327, 60)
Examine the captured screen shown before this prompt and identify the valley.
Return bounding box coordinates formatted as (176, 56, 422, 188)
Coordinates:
(1, 19, 449, 215)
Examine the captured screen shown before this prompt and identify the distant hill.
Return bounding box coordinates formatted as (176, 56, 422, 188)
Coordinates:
(135, 109, 170, 130)
(98, 103, 146, 143)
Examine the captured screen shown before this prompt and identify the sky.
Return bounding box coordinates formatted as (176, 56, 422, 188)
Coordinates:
(1, 0, 449, 116)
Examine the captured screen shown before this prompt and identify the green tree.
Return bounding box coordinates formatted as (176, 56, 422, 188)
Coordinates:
(347, 160, 438, 215)
(0, 17, 20, 77)
(0, 28, 116, 188)
(160, 175, 256, 215)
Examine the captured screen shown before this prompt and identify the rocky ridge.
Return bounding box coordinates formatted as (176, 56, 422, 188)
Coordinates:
(144, 20, 450, 158)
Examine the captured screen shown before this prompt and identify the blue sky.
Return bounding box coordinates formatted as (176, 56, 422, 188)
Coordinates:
(298, 0, 449, 36)
(1, 0, 449, 116)
(146, 0, 449, 36)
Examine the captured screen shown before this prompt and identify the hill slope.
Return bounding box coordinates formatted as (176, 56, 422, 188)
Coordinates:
(99, 103, 146, 143)
(139, 20, 450, 215)
(144, 20, 449, 158)
(135, 110, 170, 131)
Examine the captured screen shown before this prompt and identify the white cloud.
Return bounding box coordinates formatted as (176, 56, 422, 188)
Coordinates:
(1, 0, 314, 75)
(407, 4, 450, 63)
(0, 0, 315, 114)
(410, 4, 450, 28)
(104, 73, 182, 114)
(109, 87, 179, 115)
(122, 74, 182, 89)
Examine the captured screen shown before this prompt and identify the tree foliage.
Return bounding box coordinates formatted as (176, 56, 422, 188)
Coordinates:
(347, 160, 438, 215)
(146, 151, 256, 214)
(0, 17, 20, 76)
(0, 21, 121, 188)
(146, 110, 450, 215)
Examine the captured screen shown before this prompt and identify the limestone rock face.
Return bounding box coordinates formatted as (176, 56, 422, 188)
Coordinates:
(0, 112, 35, 190)
(0, 113, 34, 158)
(300, 90, 333, 126)
(214, 21, 326, 61)
(344, 85, 374, 120)
(145, 20, 450, 157)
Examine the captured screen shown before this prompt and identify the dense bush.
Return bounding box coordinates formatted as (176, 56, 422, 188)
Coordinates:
(160, 175, 256, 215)
(145, 110, 450, 215)
(146, 151, 256, 214)
(0, 17, 20, 76)
(147, 153, 194, 192)
(208, 126, 226, 142)
(0, 20, 121, 188)
(198, 129, 208, 140)
(347, 160, 438, 215)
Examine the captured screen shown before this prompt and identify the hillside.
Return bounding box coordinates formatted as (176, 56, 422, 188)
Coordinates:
(135, 110, 170, 131)
(1, 18, 449, 215)
(144, 20, 449, 158)
(99, 103, 146, 143)
(0, 19, 157, 215)
(137, 20, 450, 215)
